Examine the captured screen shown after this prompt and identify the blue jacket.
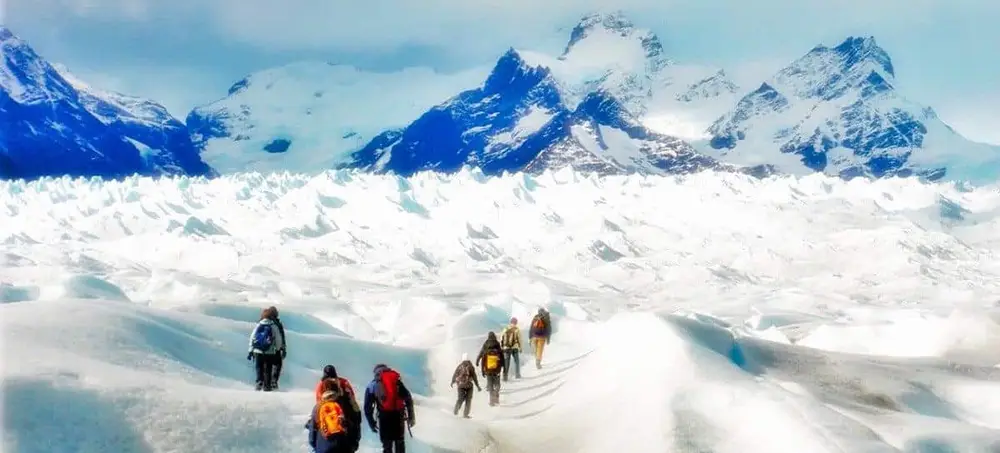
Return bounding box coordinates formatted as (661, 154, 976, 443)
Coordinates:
(307, 402, 352, 453)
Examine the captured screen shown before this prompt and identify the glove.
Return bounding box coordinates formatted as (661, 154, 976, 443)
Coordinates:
(280, 348, 286, 359)
(407, 418, 415, 428)
(369, 423, 378, 433)
(450, 382, 454, 388)
(476, 386, 482, 392)
(247, 352, 253, 361)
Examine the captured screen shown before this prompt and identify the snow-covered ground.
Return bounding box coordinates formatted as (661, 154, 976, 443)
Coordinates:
(3, 169, 1000, 452)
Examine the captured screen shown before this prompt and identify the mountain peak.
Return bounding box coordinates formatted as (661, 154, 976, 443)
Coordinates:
(561, 11, 668, 69)
(832, 35, 894, 77)
(483, 48, 553, 94)
(573, 11, 636, 35)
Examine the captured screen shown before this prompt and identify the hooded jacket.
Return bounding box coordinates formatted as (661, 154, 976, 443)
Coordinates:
(476, 332, 505, 375)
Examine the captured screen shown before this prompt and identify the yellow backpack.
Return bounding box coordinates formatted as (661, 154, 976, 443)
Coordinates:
(317, 400, 346, 437)
(485, 352, 500, 371)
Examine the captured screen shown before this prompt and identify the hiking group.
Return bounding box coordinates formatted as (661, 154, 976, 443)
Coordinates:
(247, 307, 416, 453)
(450, 308, 552, 417)
(244, 306, 552, 451)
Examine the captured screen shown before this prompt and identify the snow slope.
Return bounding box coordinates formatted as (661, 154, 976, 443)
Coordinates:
(4, 169, 1000, 452)
(0, 27, 214, 181)
(704, 36, 1000, 184)
(186, 62, 488, 175)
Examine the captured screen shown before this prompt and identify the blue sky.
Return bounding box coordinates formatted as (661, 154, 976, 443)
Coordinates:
(7, 0, 1000, 144)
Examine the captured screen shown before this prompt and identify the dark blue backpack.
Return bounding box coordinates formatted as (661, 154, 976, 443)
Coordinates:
(252, 323, 274, 351)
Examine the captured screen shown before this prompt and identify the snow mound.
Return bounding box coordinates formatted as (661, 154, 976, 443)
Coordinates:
(4, 168, 1000, 451)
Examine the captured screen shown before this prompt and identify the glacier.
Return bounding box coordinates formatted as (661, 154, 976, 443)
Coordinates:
(0, 27, 214, 181)
(4, 169, 1000, 452)
(186, 62, 489, 174)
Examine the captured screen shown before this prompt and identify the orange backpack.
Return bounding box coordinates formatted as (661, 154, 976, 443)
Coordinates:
(316, 400, 346, 437)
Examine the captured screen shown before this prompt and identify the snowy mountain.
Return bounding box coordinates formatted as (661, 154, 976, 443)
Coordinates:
(339, 13, 769, 178)
(185, 62, 488, 174)
(0, 27, 214, 181)
(341, 50, 766, 178)
(519, 11, 743, 141)
(704, 36, 1000, 183)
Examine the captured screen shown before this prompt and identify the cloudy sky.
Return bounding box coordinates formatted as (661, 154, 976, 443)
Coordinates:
(6, 0, 999, 144)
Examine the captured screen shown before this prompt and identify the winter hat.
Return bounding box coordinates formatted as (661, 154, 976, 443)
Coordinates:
(461, 353, 469, 361)
(373, 363, 388, 375)
(323, 365, 337, 378)
(510, 317, 517, 324)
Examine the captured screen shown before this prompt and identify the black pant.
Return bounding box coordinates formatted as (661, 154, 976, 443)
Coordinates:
(503, 349, 520, 380)
(485, 373, 501, 405)
(377, 411, 406, 453)
(253, 353, 279, 391)
(272, 352, 283, 385)
(454, 386, 473, 416)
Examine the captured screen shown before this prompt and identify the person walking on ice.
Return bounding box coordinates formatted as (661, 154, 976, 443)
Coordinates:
(247, 306, 285, 391)
(476, 332, 505, 406)
(500, 317, 522, 381)
(364, 364, 415, 453)
(307, 379, 356, 453)
(450, 353, 481, 418)
(528, 308, 552, 369)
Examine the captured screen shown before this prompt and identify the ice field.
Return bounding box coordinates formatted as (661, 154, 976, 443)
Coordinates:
(3, 168, 1000, 452)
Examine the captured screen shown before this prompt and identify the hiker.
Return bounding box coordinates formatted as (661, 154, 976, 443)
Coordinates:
(450, 353, 481, 418)
(363, 364, 416, 453)
(528, 308, 552, 369)
(307, 378, 355, 453)
(500, 317, 522, 381)
(475, 332, 505, 406)
(246, 306, 285, 391)
(314, 365, 362, 451)
(268, 306, 287, 389)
